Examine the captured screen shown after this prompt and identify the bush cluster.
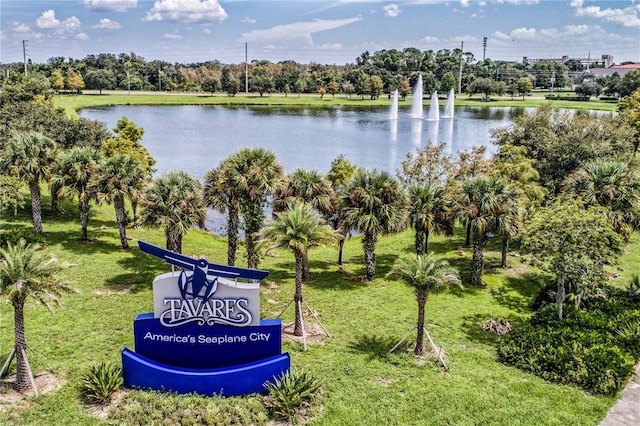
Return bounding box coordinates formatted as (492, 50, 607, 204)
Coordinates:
(497, 287, 640, 395)
(0, 228, 46, 248)
(80, 361, 123, 404)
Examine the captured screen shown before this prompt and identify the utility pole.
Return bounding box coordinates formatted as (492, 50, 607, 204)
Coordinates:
(245, 43, 249, 94)
(482, 37, 487, 61)
(458, 41, 464, 95)
(23, 40, 28, 76)
(158, 68, 161, 91)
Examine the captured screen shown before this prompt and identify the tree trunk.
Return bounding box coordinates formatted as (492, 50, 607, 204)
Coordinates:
(50, 182, 60, 214)
(501, 236, 509, 268)
(244, 203, 264, 269)
(464, 221, 472, 247)
(13, 299, 30, 392)
(556, 274, 566, 320)
(131, 199, 138, 226)
(424, 227, 430, 255)
(293, 251, 305, 337)
(470, 232, 487, 286)
(302, 252, 311, 281)
(29, 180, 43, 234)
(415, 290, 428, 356)
(79, 197, 90, 241)
(414, 228, 425, 256)
(363, 231, 377, 281)
(227, 204, 239, 266)
(114, 196, 129, 249)
(167, 229, 183, 254)
(337, 238, 345, 265)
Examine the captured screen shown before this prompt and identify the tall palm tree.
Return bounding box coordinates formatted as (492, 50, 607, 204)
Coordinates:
(452, 175, 514, 286)
(494, 193, 522, 268)
(259, 203, 338, 336)
(0, 132, 57, 234)
(51, 147, 101, 241)
(274, 168, 336, 279)
(204, 159, 243, 266)
(408, 183, 452, 256)
(229, 148, 285, 269)
(0, 240, 75, 392)
(387, 254, 458, 355)
(97, 154, 145, 249)
(327, 155, 358, 266)
(562, 160, 640, 242)
(340, 169, 407, 281)
(139, 171, 206, 254)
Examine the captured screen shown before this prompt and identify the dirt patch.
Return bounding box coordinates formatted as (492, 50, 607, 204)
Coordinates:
(85, 389, 129, 419)
(93, 285, 133, 295)
(281, 320, 329, 347)
(0, 372, 66, 411)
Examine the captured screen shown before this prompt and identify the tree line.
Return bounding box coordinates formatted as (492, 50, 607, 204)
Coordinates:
(3, 49, 640, 99)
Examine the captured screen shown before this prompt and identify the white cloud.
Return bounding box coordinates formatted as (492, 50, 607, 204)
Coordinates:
(572, 0, 640, 28)
(494, 0, 539, 4)
(93, 18, 121, 30)
(239, 17, 362, 47)
(83, 0, 137, 12)
(384, 4, 401, 17)
(36, 10, 85, 39)
(13, 23, 30, 33)
(509, 27, 537, 39)
(164, 32, 183, 39)
(460, 0, 470, 7)
(242, 17, 256, 24)
(203, 28, 211, 34)
(420, 36, 440, 43)
(144, 0, 228, 23)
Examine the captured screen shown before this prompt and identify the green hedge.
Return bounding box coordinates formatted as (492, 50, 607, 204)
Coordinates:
(497, 288, 640, 395)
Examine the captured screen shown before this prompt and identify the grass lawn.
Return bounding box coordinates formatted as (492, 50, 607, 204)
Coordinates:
(53, 91, 619, 117)
(1, 191, 636, 425)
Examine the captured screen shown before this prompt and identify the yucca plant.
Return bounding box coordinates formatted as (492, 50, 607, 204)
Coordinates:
(81, 361, 123, 404)
(263, 368, 321, 424)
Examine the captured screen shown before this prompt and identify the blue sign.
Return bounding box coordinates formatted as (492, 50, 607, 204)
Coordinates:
(121, 241, 290, 396)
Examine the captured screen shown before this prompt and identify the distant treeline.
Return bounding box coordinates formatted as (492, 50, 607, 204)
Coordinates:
(1, 48, 637, 98)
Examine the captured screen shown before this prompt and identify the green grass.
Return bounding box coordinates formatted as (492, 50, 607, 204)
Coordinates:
(53, 91, 619, 117)
(0, 192, 637, 424)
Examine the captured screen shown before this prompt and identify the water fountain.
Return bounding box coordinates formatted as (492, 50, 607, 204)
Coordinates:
(443, 88, 455, 118)
(410, 75, 423, 119)
(389, 89, 399, 120)
(427, 91, 439, 121)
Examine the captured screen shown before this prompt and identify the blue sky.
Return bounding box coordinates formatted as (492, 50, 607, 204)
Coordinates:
(1, 0, 638, 65)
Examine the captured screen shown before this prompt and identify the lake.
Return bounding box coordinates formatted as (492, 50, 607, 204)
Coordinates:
(79, 105, 526, 179)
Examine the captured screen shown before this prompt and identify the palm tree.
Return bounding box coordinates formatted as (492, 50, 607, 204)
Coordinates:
(340, 169, 407, 281)
(0, 132, 57, 234)
(0, 240, 75, 392)
(259, 203, 338, 336)
(494, 193, 522, 268)
(562, 160, 640, 242)
(327, 155, 358, 266)
(51, 147, 101, 241)
(274, 168, 336, 279)
(229, 148, 285, 269)
(204, 159, 243, 266)
(387, 255, 458, 355)
(407, 183, 452, 256)
(139, 171, 206, 254)
(452, 175, 514, 286)
(97, 154, 145, 249)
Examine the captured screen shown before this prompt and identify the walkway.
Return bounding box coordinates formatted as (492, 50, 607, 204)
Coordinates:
(600, 363, 640, 425)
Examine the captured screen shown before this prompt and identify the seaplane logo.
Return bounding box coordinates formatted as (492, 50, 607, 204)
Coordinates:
(138, 241, 269, 328)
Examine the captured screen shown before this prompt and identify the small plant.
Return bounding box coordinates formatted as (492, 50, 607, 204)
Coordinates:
(263, 368, 321, 423)
(629, 275, 640, 298)
(81, 361, 123, 404)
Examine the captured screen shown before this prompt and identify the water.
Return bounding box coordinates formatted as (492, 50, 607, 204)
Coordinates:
(79, 104, 523, 234)
(443, 89, 455, 118)
(389, 90, 399, 120)
(427, 92, 440, 121)
(79, 105, 521, 180)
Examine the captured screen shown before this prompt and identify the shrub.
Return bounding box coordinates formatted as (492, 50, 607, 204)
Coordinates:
(0, 229, 46, 248)
(80, 361, 123, 404)
(263, 368, 321, 423)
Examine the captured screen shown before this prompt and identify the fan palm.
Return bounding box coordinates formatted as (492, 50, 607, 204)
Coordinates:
(452, 175, 514, 286)
(0, 240, 75, 392)
(51, 147, 101, 241)
(408, 183, 452, 256)
(204, 160, 243, 265)
(0, 132, 57, 234)
(562, 160, 640, 242)
(97, 154, 145, 249)
(274, 169, 336, 279)
(327, 155, 358, 266)
(139, 171, 206, 254)
(228, 148, 285, 269)
(387, 255, 458, 355)
(259, 203, 338, 336)
(340, 169, 407, 281)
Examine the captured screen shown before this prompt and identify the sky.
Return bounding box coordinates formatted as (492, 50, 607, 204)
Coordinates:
(1, 0, 638, 66)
